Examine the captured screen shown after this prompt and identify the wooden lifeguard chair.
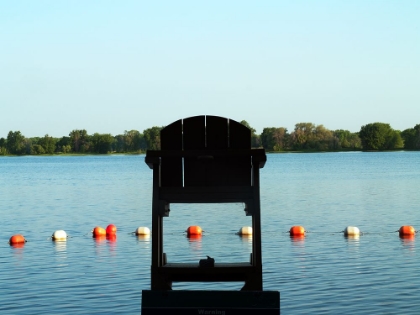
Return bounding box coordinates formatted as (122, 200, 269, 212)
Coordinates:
(142, 115, 279, 314)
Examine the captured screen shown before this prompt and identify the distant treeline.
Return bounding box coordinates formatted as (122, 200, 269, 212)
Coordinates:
(1, 121, 419, 156)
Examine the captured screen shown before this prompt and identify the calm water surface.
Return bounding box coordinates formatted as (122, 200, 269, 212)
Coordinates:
(1, 152, 419, 314)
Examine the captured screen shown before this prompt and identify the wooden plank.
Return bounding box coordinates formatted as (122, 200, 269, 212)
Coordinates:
(142, 290, 280, 315)
(229, 118, 251, 149)
(184, 116, 206, 186)
(206, 115, 228, 149)
(183, 116, 206, 150)
(228, 119, 251, 185)
(161, 119, 183, 187)
(159, 186, 254, 203)
(205, 116, 228, 186)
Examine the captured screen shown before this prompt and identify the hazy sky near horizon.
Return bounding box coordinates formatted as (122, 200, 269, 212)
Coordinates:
(1, 1, 419, 138)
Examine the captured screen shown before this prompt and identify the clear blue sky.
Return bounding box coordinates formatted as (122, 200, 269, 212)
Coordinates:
(1, 0, 419, 138)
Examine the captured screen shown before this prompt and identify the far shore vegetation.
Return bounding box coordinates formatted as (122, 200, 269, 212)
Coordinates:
(1, 121, 419, 156)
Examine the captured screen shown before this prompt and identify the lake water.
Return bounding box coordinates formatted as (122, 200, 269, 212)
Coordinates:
(1, 152, 419, 314)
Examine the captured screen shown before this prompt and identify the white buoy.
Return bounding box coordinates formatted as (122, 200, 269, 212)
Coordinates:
(238, 226, 252, 235)
(344, 226, 360, 236)
(135, 227, 150, 236)
(52, 230, 67, 241)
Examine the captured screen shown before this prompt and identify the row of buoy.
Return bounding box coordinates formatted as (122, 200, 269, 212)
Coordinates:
(8, 224, 416, 246)
(9, 224, 151, 245)
(289, 225, 417, 237)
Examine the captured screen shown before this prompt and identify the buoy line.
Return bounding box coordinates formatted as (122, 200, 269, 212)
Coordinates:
(7, 224, 416, 246)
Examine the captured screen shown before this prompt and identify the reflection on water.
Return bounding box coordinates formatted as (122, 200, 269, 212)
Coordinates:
(11, 244, 25, 262)
(345, 234, 361, 242)
(53, 241, 68, 267)
(106, 234, 117, 242)
(10, 243, 25, 249)
(400, 235, 415, 252)
(136, 234, 151, 250)
(136, 234, 150, 242)
(290, 235, 305, 245)
(93, 235, 107, 244)
(187, 235, 202, 251)
(53, 240, 67, 253)
(238, 234, 252, 244)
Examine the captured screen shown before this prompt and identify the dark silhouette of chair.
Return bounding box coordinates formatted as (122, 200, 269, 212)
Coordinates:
(145, 115, 267, 292)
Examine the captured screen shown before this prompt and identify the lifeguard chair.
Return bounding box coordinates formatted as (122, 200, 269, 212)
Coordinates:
(142, 115, 279, 314)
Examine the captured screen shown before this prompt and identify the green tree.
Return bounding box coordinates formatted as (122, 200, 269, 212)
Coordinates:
(113, 134, 125, 153)
(289, 123, 315, 150)
(402, 124, 420, 150)
(272, 127, 288, 151)
(288, 123, 340, 151)
(38, 134, 57, 154)
(124, 130, 145, 152)
(143, 126, 163, 150)
(113, 134, 125, 152)
(334, 130, 362, 150)
(359, 123, 402, 150)
(310, 125, 337, 151)
(69, 129, 89, 153)
(56, 136, 72, 153)
(260, 127, 276, 151)
(0, 137, 7, 155)
(31, 144, 45, 155)
(6, 131, 26, 155)
(90, 133, 114, 153)
(260, 127, 288, 151)
(387, 130, 404, 150)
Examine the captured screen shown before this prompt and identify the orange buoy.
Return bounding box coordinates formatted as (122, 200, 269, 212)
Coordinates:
(9, 234, 26, 245)
(399, 225, 415, 236)
(289, 226, 305, 236)
(187, 225, 202, 236)
(106, 224, 117, 235)
(92, 226, 106, 238)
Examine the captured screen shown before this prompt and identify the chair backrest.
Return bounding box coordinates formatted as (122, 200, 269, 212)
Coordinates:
(160, 115, 251, 187)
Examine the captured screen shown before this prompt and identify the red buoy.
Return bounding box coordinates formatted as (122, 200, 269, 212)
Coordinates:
(9, 234, 26, 245)
(106, 224, 117, 235)
(187, 226, 202, 236)
(399, 225, 415, 236)
(289, 226, 305, 236)
(92, 226, 106, 237)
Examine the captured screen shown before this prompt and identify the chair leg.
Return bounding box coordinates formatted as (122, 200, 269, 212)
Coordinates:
(151, 269, 173, 290)
(241, 271, 263, 291)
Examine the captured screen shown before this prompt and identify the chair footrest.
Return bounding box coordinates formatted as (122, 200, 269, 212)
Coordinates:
(141, 290, 280, 315)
